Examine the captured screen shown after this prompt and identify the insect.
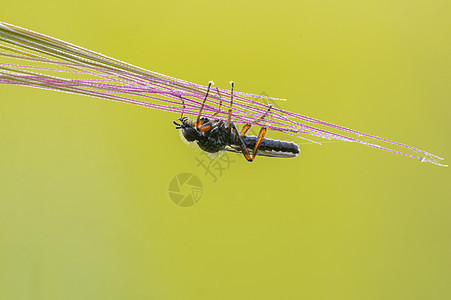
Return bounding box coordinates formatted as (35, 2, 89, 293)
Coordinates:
(173, 81, 300, 162)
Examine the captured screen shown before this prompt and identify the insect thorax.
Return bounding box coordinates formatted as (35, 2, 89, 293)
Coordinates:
(195, 120, 232, 153)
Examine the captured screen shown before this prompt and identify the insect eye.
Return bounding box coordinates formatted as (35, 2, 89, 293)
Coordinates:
(182, 127, 198, 142)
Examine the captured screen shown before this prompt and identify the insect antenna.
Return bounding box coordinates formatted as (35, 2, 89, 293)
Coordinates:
(173, 121, 183, 129)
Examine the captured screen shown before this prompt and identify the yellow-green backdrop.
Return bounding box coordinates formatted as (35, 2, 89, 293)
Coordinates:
(1, 0, 450, 299)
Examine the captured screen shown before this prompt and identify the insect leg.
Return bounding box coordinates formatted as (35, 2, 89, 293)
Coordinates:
(230, 123, 253, 162)
(177, 96, 186, 120)
(210, 87, 223, 118)
(256, 104, 273, 124)
(252, 127, 267, 160)
(195, 81, 213, 129)
(226, 81, 234, 129)
(240, 124, 251, 136)
(240, 104, 272, 136)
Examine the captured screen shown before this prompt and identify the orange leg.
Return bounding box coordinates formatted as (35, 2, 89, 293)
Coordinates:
(240, 124, 251, 136)
(242, 105, 273, 160)
(239, 104, 272, 136)
(230, 123, 253, 162)
(252, 127, 267, 160)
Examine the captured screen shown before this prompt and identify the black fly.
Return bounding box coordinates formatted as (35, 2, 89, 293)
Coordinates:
(173, 82, 300, 162)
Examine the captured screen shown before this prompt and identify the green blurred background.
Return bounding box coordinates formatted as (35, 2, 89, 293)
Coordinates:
(1, 0, 450, 299)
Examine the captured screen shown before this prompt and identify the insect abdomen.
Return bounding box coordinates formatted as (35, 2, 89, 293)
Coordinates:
(242, 136, 300, 156)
